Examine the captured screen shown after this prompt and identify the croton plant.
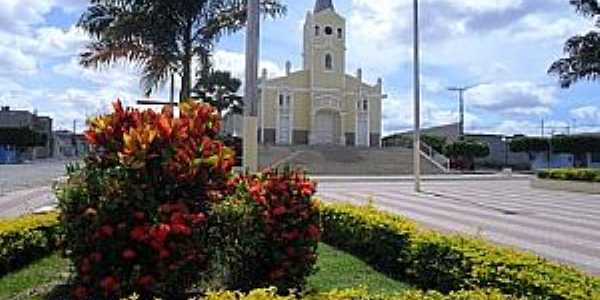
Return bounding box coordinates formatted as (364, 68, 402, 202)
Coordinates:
(56, 100, 320, 299)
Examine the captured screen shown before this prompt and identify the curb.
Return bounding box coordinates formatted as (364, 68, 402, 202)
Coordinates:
(312, 174, 533, 183)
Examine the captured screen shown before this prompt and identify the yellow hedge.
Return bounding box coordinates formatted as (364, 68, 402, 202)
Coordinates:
(0, 212, 59, 233)
(124, 288, 516, 300)
(321, 204, 600, 300)
(0, 212, 60, 275)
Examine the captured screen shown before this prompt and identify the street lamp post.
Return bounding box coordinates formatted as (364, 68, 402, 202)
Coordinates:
(242, 0, 260, 172)
(413, 0, 422, 193)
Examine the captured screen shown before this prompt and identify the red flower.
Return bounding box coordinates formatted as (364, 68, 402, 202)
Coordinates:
(159, 249, 171, 259)
(272, 206, 287, 216)
(170, 212, 186, 225)
(100, 276, 119, 294)
(137, 275, 155, 289)
(307, 224, 321, 239)
(300, 181, 316, 196)
(71, 286, 88, 299)
(122, 249, 137, 260)
(150, 224, 171, 242)
(79, 258, 91, 274)
(286, 247, 296, 257)
(134, 211, 145, 221)
(99, 225, 114, 237)
(90, 252, 103, 263)
(282, 229, 300, 241)
(190, 213, 206, 225)
(130, 226, 147, 242)
(172, 224, 191, 236)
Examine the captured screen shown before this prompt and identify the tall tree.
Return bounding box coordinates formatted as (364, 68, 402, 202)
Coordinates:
(194, 68, 243, 117)
(549, 0, 600, 88)
(78, 0, 285, 101)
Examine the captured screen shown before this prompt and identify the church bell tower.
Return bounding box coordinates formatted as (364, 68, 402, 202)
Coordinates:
(303, 0, 346, 81)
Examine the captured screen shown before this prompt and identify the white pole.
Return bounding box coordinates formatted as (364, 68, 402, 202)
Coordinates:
(243, 0, 260, 172)
(413, 0, 422, 193)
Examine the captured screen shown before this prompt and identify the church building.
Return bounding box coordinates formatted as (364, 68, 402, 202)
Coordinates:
(258, 0, 385, 147)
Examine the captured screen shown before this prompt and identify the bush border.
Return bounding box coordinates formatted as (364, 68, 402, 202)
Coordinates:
(321, 203, 600, 300)
(0, 212, 60, 276)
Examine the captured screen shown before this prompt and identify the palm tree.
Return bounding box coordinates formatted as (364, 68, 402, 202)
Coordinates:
(549, 0, 600, 88)
(78, 0, 285, 101)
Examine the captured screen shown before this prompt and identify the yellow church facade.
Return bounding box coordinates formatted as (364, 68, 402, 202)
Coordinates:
(258, 0, 385, 147)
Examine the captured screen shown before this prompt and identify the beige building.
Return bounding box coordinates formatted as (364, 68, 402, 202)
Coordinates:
(258, 0, 385, 147)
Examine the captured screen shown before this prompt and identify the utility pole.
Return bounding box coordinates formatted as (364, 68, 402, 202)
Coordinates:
(413, 0, 421, 193)
(72, 120, 78, 157)
(242, 0, 260, 172)
(541, 119, 545, 137)
(448, 84, 482, 138)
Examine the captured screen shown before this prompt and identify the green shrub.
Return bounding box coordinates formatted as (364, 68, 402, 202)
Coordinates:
(538, 168, 600, 182)
(209, 170, 320, 293)
(56, 101, 235, 299)
(321, 204, 600, 300)
(0, 213, 59, 276)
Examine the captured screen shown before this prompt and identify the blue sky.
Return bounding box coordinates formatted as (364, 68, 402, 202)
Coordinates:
(1, 0, 600, 136)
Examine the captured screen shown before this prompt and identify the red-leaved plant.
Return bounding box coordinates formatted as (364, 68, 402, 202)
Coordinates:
(57, 100, 234, 299)
(219, 169, 320, 292)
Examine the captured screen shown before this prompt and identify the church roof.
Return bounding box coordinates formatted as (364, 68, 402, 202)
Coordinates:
(314, 0, 334, 13)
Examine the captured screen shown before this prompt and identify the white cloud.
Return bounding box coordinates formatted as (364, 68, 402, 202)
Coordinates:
(0, 46, 38, 75)
(468, 82, 557, 116)
(30, 26, 89, 57)
(213, 50, 284, 81)
(0, 0, 53, 33)
(570, 106, 600, 121)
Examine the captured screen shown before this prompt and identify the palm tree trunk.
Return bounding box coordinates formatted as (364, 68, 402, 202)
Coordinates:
(180, 21, 193, 102)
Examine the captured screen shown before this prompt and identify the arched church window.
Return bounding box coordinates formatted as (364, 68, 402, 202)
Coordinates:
(337, 28, 343, 39)
(325, 26, 333, 35)
(315, 25, 320, 36)
(325, 54, 333, 70)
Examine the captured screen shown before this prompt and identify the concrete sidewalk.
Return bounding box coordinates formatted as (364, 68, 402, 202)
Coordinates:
(318, 179, 600, 275)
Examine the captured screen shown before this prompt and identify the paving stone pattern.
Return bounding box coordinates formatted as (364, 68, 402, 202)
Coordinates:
(318, 180, 600, 275)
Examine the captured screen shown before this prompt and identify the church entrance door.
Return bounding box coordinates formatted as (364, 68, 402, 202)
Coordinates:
(314, 110, 341, 145)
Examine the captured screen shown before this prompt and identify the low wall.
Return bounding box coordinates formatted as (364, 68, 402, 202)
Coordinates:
(531, 178, 600, 194)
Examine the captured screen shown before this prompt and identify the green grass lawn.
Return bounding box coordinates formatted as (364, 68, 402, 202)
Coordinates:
(307, 243, 410, 294)
(0, 244, 408, 299)
(0, 254, 70, 300)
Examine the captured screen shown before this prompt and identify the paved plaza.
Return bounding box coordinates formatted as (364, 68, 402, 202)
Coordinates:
(1, 163, 599, 275)
(318, 179, 600, 275)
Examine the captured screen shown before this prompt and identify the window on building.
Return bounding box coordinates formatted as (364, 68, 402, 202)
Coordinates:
(592, 152, 600, 163)
(325, 26, 333, 35)
(337, 28, 343, 38)
(279, 94, 284, 106)
(286, 95, 291, 106)
(315, 25, 320, 36)
(325, 54, 333, 70)
(363, 99, 368, 111)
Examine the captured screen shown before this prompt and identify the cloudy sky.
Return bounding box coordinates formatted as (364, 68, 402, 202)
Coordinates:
(1, 0, 599, 136)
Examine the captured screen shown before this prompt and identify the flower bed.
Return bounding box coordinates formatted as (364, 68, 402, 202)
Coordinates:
(199, 288, 513, 300)
(0, 212, 59, 276)
(321, 204, 600, 300)
(55, 100, 320, 299)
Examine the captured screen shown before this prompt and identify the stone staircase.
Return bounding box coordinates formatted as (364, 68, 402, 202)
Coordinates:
(258, 145, 447, 175)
